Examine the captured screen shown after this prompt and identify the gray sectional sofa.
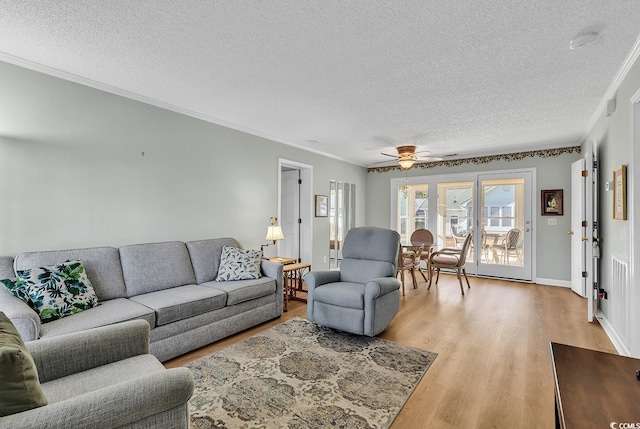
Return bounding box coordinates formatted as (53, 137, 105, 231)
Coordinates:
(0, 238, 284, 362)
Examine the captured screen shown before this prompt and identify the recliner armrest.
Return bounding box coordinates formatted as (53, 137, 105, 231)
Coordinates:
(27, 320, 151, 383)
(365, 277, 401, 300)
(304, 271, 341, 291)
(0, 368, 194, 429)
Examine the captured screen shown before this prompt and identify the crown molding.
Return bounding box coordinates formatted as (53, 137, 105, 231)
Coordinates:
(0, 52, 362, 167)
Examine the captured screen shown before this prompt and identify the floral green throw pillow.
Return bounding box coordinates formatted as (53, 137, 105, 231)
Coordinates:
(215, 246, 263, 281)
(10, 260, 100, 323)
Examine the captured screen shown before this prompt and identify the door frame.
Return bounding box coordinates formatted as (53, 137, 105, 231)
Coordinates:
(390, 167, 536, 282)
(278, 159, 313, 264)
(630, 88, 640, 357)
(570, 158, 587, 297)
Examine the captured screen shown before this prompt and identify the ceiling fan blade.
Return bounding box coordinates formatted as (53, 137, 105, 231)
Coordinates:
(416, 156, 443, 162)
(373, 159, 397, 165)
(414, 150, 432, 155)
(380, 152, 398, 158)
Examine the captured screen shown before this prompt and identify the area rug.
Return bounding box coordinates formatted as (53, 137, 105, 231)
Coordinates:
(186, 317, 437, 429)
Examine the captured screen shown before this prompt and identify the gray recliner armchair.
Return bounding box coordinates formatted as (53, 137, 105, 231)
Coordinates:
(305, 227, 401, 336)
(0, 319, 194, 429)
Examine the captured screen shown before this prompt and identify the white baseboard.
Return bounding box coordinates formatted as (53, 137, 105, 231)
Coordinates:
(597, 311, 631, 356)
(535, 278, 571, 288)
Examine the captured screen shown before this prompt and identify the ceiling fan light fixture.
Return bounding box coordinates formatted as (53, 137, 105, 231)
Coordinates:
(398, 158, 416, 169)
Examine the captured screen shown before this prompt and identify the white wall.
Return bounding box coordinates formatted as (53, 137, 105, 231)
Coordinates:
(0, 61, 367, 271)
(365, 152, 582, 282)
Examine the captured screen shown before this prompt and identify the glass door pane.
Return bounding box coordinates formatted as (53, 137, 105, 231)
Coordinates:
(397, 184, 428, 243)
(477, 172, 532, 280)
(436, 181, 476, 266)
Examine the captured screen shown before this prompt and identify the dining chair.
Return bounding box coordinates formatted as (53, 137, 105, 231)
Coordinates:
(450, 225, 466, 248)
(428, 233, 473, 295)
(409, 229, 434, 281)
(397, 243, 423, 295)
(500, 228, 522, 265)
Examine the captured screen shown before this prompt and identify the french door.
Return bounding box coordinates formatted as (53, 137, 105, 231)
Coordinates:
(393, 169, 534, 282)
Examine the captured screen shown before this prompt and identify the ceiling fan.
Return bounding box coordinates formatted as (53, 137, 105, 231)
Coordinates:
(376, 145, 443, 169)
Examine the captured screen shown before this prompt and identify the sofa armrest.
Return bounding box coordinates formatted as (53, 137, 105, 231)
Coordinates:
(0, 367, 194, 429)
(0, 287, 40, 341)
(261, 259, 284, 313)
(26, 320, 151, 383)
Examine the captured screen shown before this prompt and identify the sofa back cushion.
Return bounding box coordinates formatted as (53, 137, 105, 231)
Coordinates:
(185, 238, 238, 284)
(0, 257, 14, 280)
(119, 241, 196, 297)
(14, 247, 126, 301)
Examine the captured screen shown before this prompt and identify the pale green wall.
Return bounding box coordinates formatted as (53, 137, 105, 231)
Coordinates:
(0, 61, 367, 270)
(365, 152, 582, 282)
(582, 54, 640, 324)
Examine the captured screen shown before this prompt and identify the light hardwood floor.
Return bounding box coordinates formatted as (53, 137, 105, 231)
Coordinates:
(165, 274, 616, 428)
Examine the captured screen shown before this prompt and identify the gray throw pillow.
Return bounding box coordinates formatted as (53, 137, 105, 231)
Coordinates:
(215, 246, 263, 281)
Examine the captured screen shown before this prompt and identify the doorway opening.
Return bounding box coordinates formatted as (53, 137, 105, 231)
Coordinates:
(278, 159, 312, 264)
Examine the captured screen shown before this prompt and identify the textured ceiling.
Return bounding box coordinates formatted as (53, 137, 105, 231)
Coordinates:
(0, 1, 639, 167)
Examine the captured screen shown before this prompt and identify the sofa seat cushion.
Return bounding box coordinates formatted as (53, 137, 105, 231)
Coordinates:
(38, 299, 155, 339)
(201, 277, 276, 306)
(130, 285, 226, 326)
(314, 282, 366, 310)
(41, 354, 164, 403)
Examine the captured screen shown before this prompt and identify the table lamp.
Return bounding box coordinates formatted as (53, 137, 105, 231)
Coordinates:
(261, 217, 284, 254)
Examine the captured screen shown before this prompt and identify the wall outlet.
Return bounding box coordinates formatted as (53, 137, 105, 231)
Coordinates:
(547, 218, 557, 226)
(323, 256, 327, 263)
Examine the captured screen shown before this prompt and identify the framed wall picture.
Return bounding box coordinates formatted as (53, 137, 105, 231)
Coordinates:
(315, 195, 328, 217)
(541, 189, 563, 216)
(613, 165, 627, 220)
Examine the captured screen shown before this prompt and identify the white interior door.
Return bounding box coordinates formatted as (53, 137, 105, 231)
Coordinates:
(570, 159, 586, 297)
(280, 169, 300, 261)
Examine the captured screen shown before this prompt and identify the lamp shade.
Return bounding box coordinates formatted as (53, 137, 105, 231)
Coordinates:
(265, 225, 285, 241)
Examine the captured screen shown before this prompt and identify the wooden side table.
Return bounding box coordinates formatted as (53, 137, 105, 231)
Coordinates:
(268, 256, 297, 265)
(282, 263, 311, 312)
(550, 342, 640, 428)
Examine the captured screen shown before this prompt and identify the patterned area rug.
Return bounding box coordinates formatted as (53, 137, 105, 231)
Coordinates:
(186, 317, 437, 429)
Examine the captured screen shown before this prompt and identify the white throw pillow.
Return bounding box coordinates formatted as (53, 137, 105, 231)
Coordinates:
(215, 247, 263, 281)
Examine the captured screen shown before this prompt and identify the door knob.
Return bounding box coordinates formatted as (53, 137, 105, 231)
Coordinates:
(582, 237, 589, 242)
(567, 231, 574, 235)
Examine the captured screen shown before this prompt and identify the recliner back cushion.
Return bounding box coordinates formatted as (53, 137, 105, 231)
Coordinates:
(340, 259, 396, 284)
(185, 238, 238, 284)
(339, 227, 400, 284)
(342, 227, 399, 265)
(14, 247, 126, 301)
(120, 241, 196, 297)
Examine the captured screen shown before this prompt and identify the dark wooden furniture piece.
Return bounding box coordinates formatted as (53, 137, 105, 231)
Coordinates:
(549, 342, 640, 429)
